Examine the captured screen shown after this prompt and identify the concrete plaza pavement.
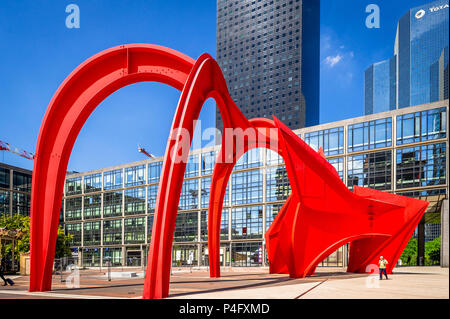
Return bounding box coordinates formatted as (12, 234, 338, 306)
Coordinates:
(0, 266, 447, 299)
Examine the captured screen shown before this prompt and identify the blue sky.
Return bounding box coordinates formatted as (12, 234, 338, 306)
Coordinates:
(0, 0, 430, 172)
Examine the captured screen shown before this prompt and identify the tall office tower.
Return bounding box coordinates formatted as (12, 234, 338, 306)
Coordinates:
(216, 0, 320, 135)
(365, 0, 449, 115)
(396, 0, 449, 108)
(364, 57, 397, 115)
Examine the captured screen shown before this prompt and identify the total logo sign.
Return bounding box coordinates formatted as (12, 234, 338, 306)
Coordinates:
(415, 3, 449, 19)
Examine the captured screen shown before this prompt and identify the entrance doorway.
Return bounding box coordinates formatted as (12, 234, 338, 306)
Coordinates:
(126, 250, 142, 267)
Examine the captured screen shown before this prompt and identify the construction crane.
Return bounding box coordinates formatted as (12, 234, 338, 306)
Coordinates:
(0, 140, 34, 160)
(137, 145, 155, 159)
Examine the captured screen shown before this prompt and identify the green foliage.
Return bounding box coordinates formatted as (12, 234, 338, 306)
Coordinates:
(425, 236, 440, 265)
(0, 214, 30, 258)
(399, 237, 417, 266)
(399, 235, 441, 266)
(55, 225, 73, 259)
(0, 214, 73, 262)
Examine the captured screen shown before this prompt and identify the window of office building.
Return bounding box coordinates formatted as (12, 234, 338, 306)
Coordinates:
(147, 215, 154, 242)
(84, 173, 102, 193)
(0, 191, 9, 216)
(83, 194, 101, 219)
(396, 143, 446, 189)
(304, 127, 344, 156)
(0, 168, 10, 189)
(147, 184, 158, 213)
(231, 242, 263, 267)
(234, 148, 264, 170)
(232, 169, 263, 205)
(348, 118, 392, 152)
(266, 166, 291, 202)
(103, 191, 122, 217)
(266, 149, 284, 166)
(83, 221, 101, 246)
(66, 177, 82, 195)
(317, 246, 344, 267)
(231, 206, 263, 240)
(200, 177, 211, 209)
(185, 154, 199, 178)
(172, 245, 198, 267)
(265, 203, 284, 231)
(201, 151, 217, 175)
(328, 157, 344, 180)
(124, 187, 145, 215)
(103, 169, 123, 190)
(65, 197, 82, 221)
(103, 219, 122, 245)
(65, 223, 81, 246)
(83, 248, 101, 267)
(148, 161, 163, 184)
(200, 210, 229, 241)
(103, 247, 122, 267)
(13, 171, 31, 192)
(396, 108, 447, 145)
(179, 179, 199, 210)
(347, 151, 392, 190)
(174, 212, 198, 242)
(125, 165, 146, 187)
(124, 217, 145, 244)
(12, 192, 30, 216)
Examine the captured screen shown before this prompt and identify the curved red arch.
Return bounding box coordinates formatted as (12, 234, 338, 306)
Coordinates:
(30, 44, 195, 292)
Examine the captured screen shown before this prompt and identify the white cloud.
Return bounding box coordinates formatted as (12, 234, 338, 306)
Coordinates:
(324, 55, 343, 67)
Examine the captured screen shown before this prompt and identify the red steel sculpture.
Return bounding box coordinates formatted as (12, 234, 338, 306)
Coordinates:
(29, 44, 429, 299)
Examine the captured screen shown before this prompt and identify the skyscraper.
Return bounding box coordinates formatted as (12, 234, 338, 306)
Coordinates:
(365, 57, 397, 115)
(365, 0, 449, 115)
(216, 0, 320, 134)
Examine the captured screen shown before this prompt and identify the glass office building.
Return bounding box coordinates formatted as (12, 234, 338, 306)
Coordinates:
(216, 0, 320, 132)
(365, 0, 449, 115)
(0, 163, 32, 217)
(365, 57, 397, 115)
(62, 100, 448, 269)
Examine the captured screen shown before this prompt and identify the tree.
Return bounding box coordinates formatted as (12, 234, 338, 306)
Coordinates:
(425, 236, 440, 265)
(55, 225, 73, 259)
(399, 237, 417, 266)
(0, 214, 73, 262)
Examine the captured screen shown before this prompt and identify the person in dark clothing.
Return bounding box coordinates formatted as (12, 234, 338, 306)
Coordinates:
(0, 258, 9, 286)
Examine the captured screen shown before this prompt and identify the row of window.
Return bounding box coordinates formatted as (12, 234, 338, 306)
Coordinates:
(66, 203, 294, 247)
(65, 142, 447, 222)
(65, 107, 447, 196)
(0, 168, 32, 192)
(79, 241, 343, 268)
(0, 190, 31, 216)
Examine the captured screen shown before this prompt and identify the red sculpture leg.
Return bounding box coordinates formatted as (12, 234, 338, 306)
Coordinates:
(143, 54, 255, 298)
(29, 44, 195, 292)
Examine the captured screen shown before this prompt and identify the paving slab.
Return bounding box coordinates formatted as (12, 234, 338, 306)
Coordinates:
(0, 267, 446, 299)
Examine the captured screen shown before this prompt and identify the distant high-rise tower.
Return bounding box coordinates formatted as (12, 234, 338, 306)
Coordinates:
(364, 57, 397, 115)
(365, 0, 449, 115)
(216, 0, 320, 134)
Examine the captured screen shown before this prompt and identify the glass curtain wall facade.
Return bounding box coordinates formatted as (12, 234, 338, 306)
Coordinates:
(216, 0, 320, 134)
(62, 101, 448, 268)
(365, 0, 449, 115)
(0, 164, 32, 217)
(365, 57, 397, 115)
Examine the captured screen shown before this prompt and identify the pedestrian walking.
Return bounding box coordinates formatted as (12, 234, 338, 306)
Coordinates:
(0, 258, 10, 286)
(379, 256, 389, 280)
